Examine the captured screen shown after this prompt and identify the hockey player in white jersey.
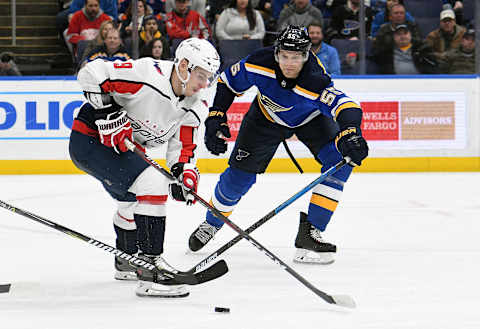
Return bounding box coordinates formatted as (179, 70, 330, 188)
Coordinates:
(70, 38, 220, 297)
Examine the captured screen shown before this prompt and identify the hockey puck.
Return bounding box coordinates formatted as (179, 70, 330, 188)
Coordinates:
(0, 284, 11, 294)
(214, 307, 230, 313)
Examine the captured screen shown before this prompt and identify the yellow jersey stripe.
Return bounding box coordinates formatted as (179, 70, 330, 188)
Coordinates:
(334, 101, 362, 118)
(245, 63, 276, 75)
(294, 85, 319, 99)
(310, 194, 338, 212)
(312, 52, 328, 75)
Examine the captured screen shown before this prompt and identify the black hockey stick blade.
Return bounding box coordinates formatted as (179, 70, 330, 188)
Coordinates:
(161, 260, 228, 286)
(0, 199, 228, 286)
(0, 284, 11, 293)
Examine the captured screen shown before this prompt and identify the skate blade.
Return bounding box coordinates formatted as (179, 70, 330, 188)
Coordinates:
(293, 249, 335, 265)
(114, 271, 138, 281)
(135, 290, 190, 298)
(135, 282, 189, 298)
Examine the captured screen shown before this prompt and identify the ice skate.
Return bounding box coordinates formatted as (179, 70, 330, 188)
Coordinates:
(114, 256, 138, 281)
(188, 220, 221, 252)
(293, 212, 336, 265)
(135, 254, 189, 298)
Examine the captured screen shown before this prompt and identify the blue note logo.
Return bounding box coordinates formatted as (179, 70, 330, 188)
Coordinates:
(235, 149, 250, 161)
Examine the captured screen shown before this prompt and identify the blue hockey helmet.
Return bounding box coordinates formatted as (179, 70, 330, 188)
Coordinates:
(274, 25, 312, 62)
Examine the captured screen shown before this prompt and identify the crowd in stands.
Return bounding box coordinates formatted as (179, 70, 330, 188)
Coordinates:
(47, 0, 477, 76)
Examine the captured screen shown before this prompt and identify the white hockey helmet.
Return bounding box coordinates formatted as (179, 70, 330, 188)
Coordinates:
(174, 38, 220, 87)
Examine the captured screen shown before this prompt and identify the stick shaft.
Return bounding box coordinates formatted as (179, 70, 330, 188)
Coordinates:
(190, 159, 346, 273)
(0, 199, 156, 271)
(125, 140, 346, 304)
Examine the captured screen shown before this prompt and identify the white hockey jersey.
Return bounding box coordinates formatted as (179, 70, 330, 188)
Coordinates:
(76, 57, 209, 168)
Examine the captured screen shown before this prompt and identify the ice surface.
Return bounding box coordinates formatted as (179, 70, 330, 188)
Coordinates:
(1, 172, 479, 329)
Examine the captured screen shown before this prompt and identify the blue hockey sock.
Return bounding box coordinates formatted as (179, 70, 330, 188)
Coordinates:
(134, 214, 165, 255)
(114, 224, 138, 254)
(309, 142, 353, 230)
(206, 167, 256, 227)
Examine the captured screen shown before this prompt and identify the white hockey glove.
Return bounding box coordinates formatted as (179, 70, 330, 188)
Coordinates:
(169, 162, 200, 205)
(95, 111, 133, 154)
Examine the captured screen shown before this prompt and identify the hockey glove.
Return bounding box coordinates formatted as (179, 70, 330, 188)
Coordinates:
(335, 127, 369, 166)
(95, 111, 133, 154)
(169, 162, 200, 205)
(204, 110, 231, 155)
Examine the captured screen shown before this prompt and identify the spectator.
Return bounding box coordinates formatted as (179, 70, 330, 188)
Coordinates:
(442, 28, 475, 74)
(371, 0, 414, 37)
(165, 0, 211, 41)
(307, 21, 341, 75)
(81, 29, 131, 69)
(272, 0, 290, 20)
(140, 37, 172, 59)
(443, 0, 464, 26)
(139, 15, 169, 53)
(56, 0, 117, 41)
(277, 0, 324, 31)
(425, 9, 465, 63)
(326, 0, 374, 42)
(255, 0, 273, 18)
(119, 0, 152, 40)
(66, 0, 112, 58)
(373, 24, 438, 74)
(317, 0, 354, 18)
(78, 20, 116, 65)
(119, 0, 166, 16)
(373, 4, 421, 55)
(165, 0, 206, 17)
(0, 52, 21, 76)
(215, 0, 266, 41)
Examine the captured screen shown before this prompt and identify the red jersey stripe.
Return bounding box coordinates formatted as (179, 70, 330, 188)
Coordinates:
(100, 80, 143, 94)
(136, 195, 168, 205)
(178, 126, 196, 163)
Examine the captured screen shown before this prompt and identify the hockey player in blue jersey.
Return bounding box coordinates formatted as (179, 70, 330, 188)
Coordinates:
(187, 25, 369, 264)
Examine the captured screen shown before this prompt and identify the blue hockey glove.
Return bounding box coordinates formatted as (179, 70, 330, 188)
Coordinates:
(335, 127, 369, 166)
(204, 110, 231, 155)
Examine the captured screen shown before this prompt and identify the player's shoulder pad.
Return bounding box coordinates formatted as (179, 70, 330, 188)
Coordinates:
(244, 46, 276, 71)
(294, 54, 332, 95)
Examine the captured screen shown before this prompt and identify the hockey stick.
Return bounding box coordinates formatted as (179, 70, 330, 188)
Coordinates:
(0, 199, 228, 286)
(125, 139, 356, 308)
(188, 158, 347, 274)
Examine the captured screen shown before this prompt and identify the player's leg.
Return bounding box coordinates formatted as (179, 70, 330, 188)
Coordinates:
(294, 115, 353, 264)
(70, 130, 187, 297)
(112, 197, 138, 281)
(127, 166, 189, 298)
(188, 101, 291, 252)
(70, 129, 148, 279)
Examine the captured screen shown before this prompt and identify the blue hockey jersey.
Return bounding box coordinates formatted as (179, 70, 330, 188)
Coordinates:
(217, 47, 362, 128)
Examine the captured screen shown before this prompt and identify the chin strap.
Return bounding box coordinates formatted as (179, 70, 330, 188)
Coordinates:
(174, 60, 192, 95)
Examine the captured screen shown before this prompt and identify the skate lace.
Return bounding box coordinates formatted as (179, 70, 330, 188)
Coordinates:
(309, 227, 325, 243)
(195, 222, 219, 244)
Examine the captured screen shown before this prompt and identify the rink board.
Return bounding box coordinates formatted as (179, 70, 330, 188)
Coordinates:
(0, 75, 479, 173)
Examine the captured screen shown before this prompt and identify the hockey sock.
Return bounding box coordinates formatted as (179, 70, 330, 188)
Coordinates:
(114, 224, 138, 254)
(134, 214, 166, 255)
(206, 167, 256, 227)
(308, 142, 353, 230)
